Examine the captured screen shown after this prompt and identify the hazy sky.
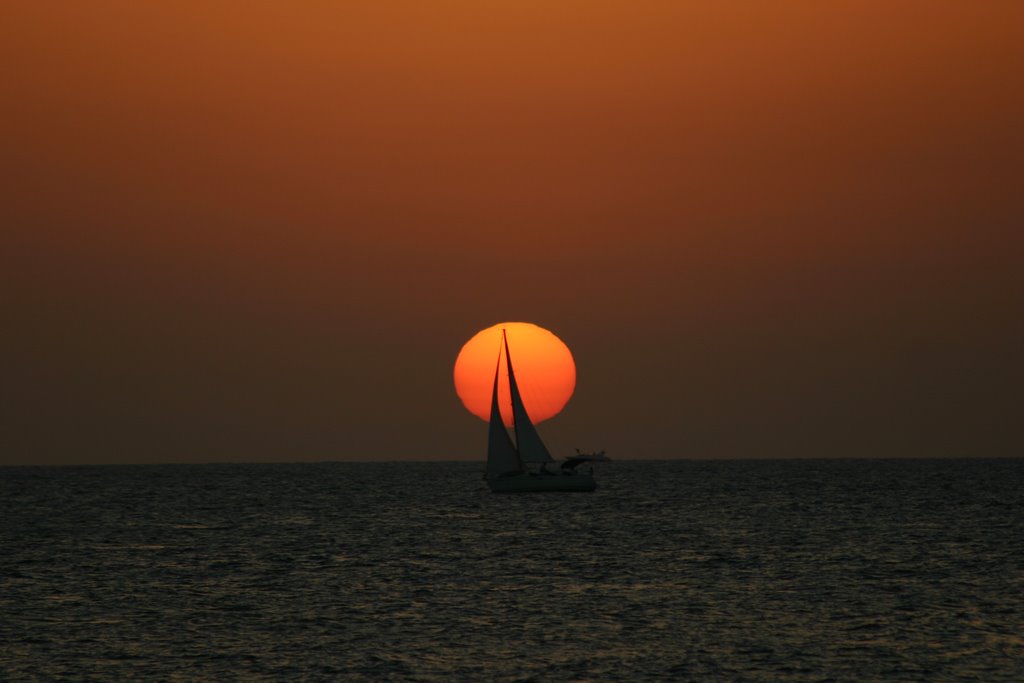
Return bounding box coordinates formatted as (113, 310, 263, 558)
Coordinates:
(3, 2, 1022, 464)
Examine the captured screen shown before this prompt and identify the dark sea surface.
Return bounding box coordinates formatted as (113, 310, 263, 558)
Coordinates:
(1, 459, 1022, 681)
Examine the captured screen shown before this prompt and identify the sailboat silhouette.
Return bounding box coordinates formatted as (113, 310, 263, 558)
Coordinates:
(485, 329, 597, 493)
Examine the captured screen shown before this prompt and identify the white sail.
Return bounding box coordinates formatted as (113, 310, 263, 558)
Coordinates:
(486, 339, 523, 479)
(504, 331, 554, 463)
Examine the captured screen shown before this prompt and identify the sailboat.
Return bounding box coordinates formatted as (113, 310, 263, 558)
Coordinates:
(485, 329, 597, 493)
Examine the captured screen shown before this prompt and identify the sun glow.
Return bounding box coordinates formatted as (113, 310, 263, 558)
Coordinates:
(454, 322, 576, 427)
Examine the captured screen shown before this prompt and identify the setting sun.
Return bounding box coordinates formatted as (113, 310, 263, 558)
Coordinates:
(454, 322, 575, 426)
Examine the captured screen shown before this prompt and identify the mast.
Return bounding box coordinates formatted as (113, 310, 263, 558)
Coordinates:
(486, 331, 522, 479)
(502, 329, 519, 448)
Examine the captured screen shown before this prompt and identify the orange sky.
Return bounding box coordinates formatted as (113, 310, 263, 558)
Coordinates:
(3, 2, 1022, 463)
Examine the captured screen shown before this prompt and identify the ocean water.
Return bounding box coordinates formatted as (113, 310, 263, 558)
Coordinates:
(1, 459, 1021, 681)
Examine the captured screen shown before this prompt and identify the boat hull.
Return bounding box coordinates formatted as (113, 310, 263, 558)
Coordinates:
(487, 472, 596, 493)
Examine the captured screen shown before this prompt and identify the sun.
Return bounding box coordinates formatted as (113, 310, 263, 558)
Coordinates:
(454, 322, 575, 427)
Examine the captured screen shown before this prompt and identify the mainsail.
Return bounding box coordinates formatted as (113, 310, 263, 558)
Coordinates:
(486, 337, 523, 479)
(503, 330, 554, 464)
